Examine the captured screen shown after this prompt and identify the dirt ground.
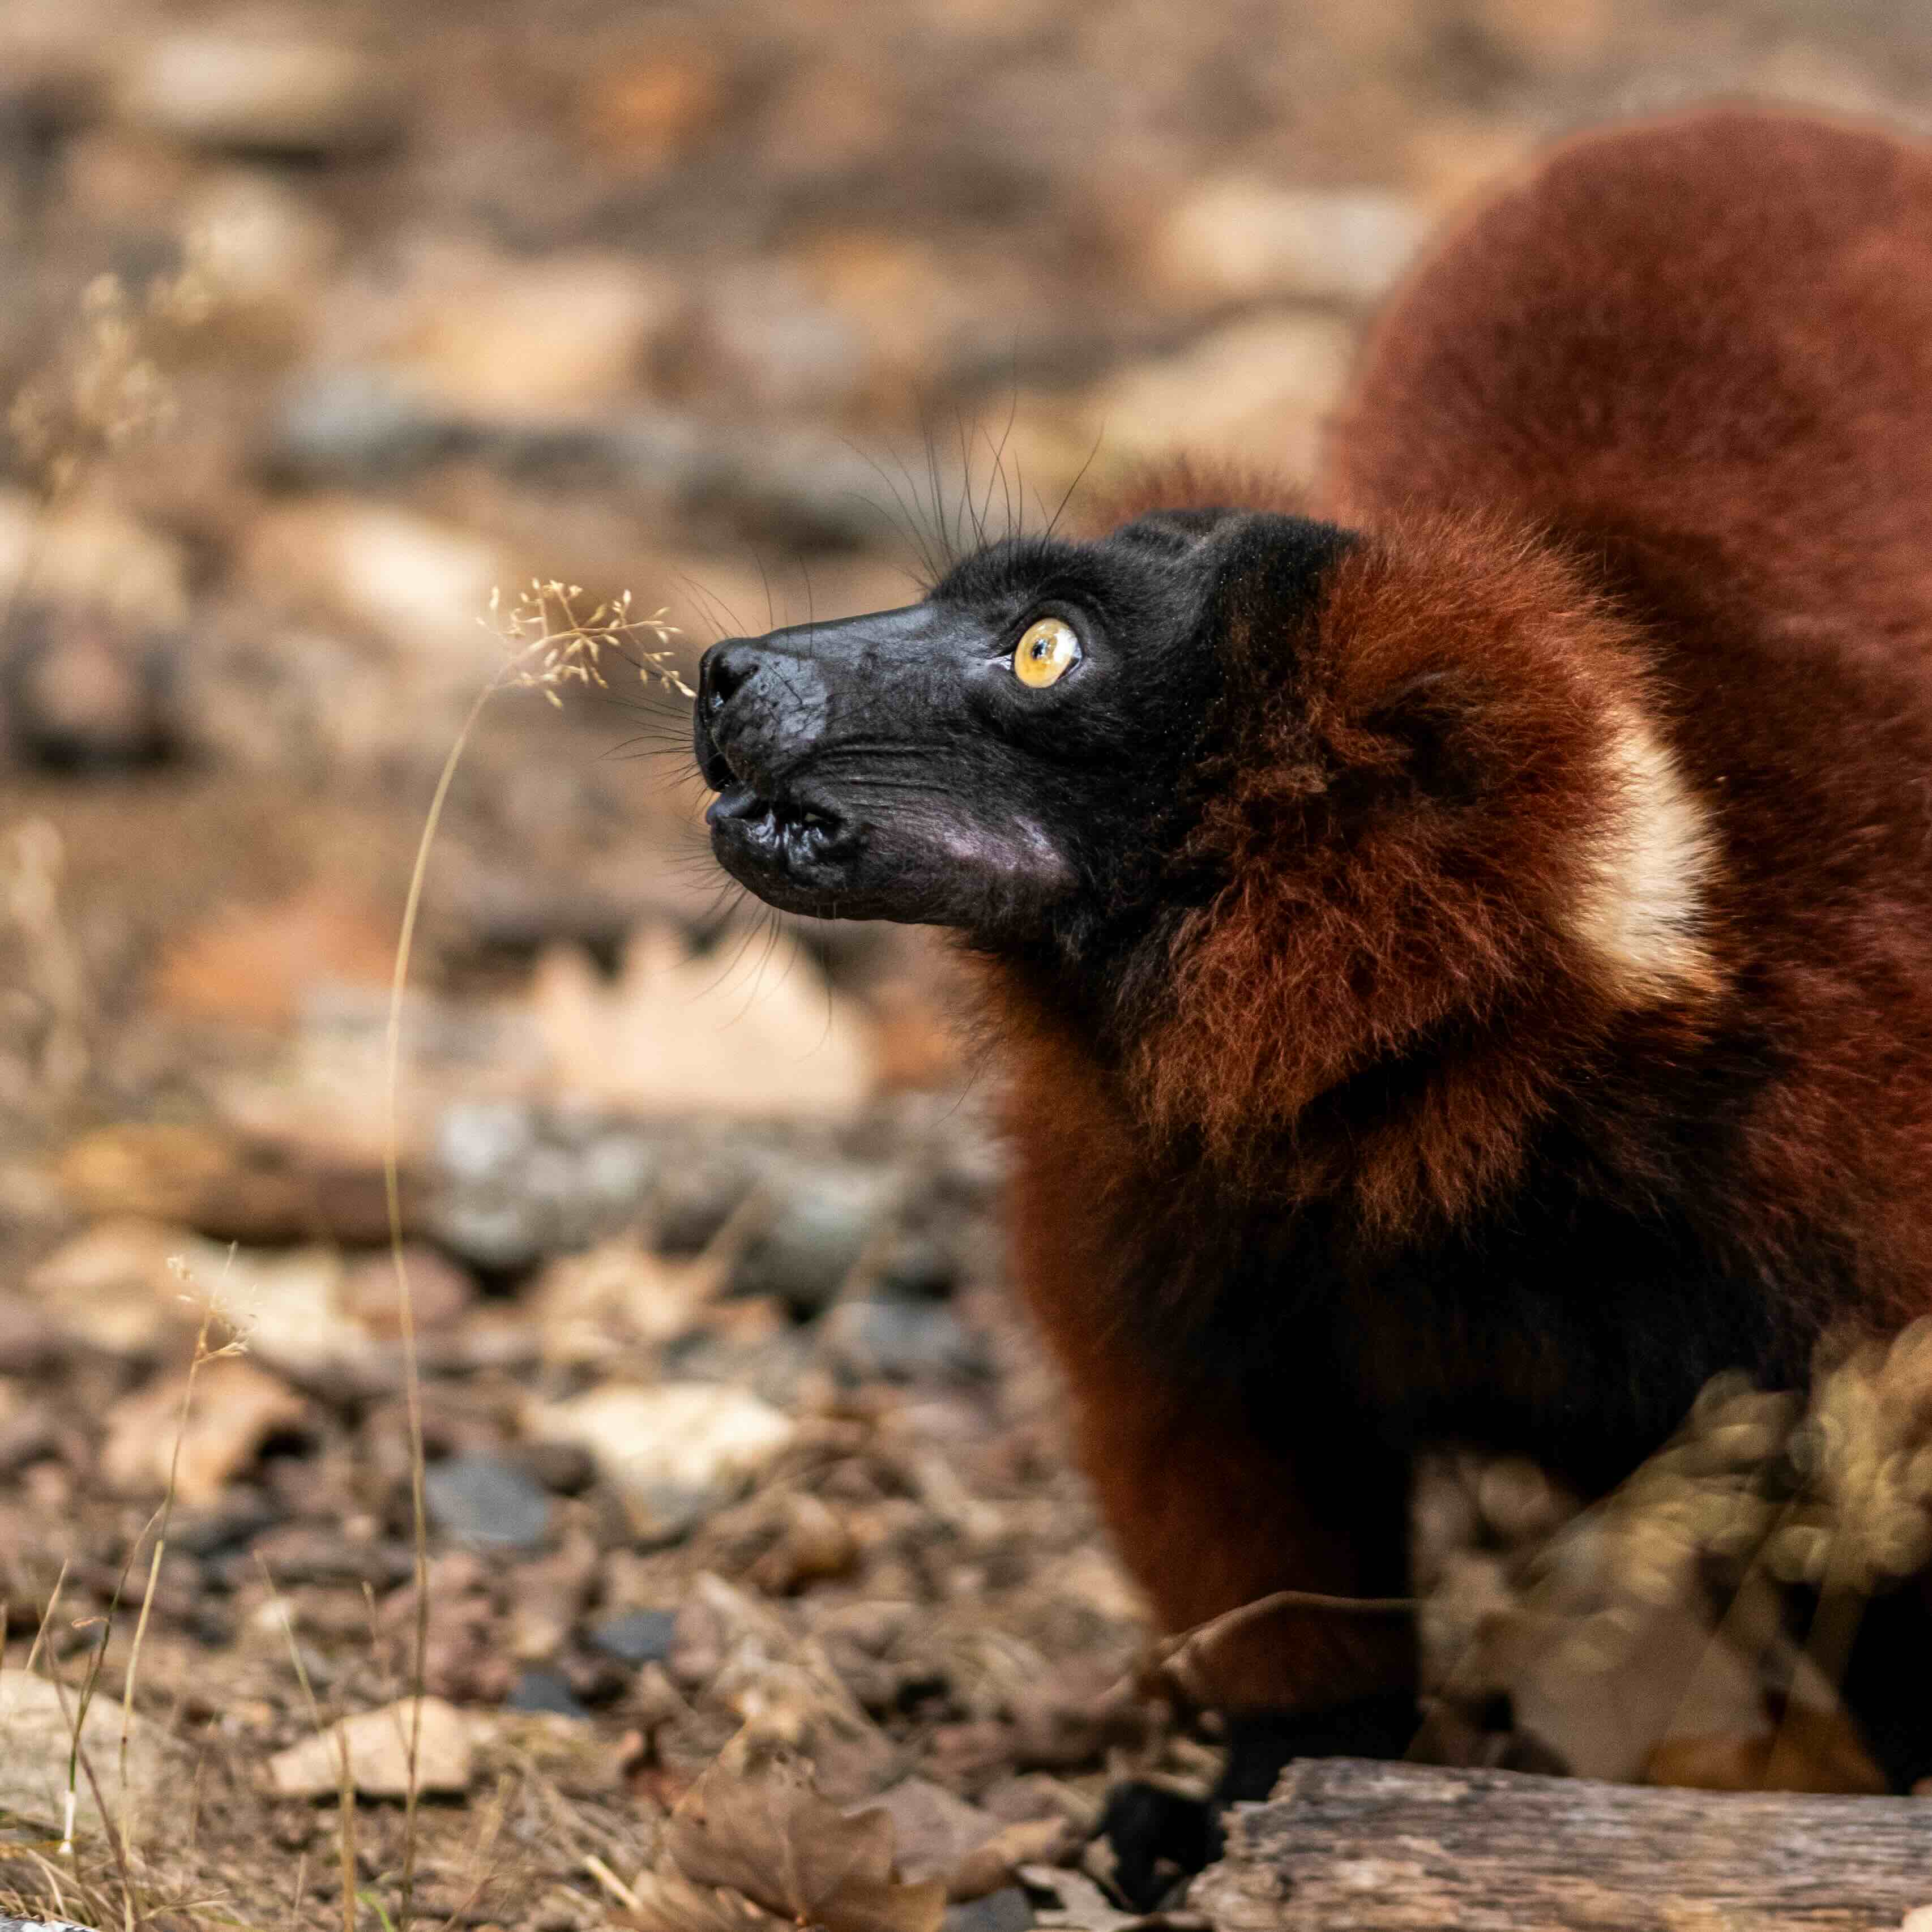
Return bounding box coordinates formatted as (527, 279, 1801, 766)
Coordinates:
(2, 2, 1931, 1928)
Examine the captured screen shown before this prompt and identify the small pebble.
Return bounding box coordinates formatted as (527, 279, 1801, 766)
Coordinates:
(526, 1438, 598, 1495)
(730, 1161, 892, 1317)
(425, 1454, 554, 1553)
(822, 1297, 988, 1384)
(944, 1890, 1033, 1932)
(506, 1667, 591, 1719)
(2, 602, 177, 771)
(878, 1237, 959, 1302)
(244, 1524, 415, 1590)
(170, 1496, 279, 1560)
(588, 1607, 678, 1666)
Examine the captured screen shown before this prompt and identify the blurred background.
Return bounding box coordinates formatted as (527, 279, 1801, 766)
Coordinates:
(0, 0, 1925, 1922)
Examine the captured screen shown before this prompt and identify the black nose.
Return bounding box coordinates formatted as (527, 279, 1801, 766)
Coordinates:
(699, 639, 766, 723)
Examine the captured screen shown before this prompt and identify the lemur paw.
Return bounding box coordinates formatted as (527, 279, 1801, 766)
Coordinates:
(1094, 1779, 1217, 1913)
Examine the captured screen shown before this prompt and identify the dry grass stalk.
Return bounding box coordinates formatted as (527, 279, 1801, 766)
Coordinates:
(6, 266, 199, 502)
(0, 818, 91, 1105)
(3, 247, 220, 653)
(381, 582, 685, 1930)
(259, 1556, 358, 1932)
(112, 1258, 247, 1926)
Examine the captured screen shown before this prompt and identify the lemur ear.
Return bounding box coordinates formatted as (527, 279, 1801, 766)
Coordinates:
(1352, 664, 1495, 806)
(1205, 513, 1362, 645)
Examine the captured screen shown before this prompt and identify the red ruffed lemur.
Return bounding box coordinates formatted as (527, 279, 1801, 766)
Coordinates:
(693, 106, 1932, 1893)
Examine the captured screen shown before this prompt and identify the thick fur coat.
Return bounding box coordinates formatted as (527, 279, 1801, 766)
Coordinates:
(981, 107, 1932, 1769)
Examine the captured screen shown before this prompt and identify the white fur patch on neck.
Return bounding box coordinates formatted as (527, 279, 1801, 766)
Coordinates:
(1567, 705, 1719, 1004)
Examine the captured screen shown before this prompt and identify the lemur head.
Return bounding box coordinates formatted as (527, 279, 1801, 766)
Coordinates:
(692, 509, 1353, 959)
(693, 499, 1719, 1131)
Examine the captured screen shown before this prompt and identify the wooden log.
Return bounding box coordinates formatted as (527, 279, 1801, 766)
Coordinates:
(1189, 1758, 1932, 1931)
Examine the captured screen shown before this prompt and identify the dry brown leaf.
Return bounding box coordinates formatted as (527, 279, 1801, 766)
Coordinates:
(1643, 1703, 1887, 1795)
(662, 1729, 945, 1932)
(627, 1869, 793, 1932)
(948, 1818, 1078, 1902)
(1017, 1865, 1147, 1932)
(152, 882, 397, 1032)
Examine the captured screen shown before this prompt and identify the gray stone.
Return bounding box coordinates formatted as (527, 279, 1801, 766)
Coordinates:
(505, 1667, 589, 1719)
(652, 1145, 760, 1253)
(588, 1608, 678, 1666)
(429, 1104, 666, 1267)
(877, 1237, 959, 1302)
(437, 1098, 538, 1184)
(245, 1525, 415, 1590)
(821, 1297, 988, 1384)
(266, 371, 911, 549)
(731, 1161, 894, 1316)
(0, 1675, 170, 1834)
(581, 1131, 656, 1211)
(269, 369, 467, 484)
(434, 1196, 544, 1271)
(945, 1890, 1032, 1932)
(425, 1454, 553, 1553)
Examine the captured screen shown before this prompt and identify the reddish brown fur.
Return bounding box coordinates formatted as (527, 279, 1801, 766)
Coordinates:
(1136, 516, 1693, 1236)
(974, 106, 1932, 1733)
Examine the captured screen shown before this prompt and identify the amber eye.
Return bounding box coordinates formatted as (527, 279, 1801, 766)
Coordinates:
(1012, 617, 1081, 688)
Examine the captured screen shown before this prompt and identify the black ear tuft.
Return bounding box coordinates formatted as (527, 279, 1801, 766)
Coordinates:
(1357, 666, 1493, 807)
(1119, 507, 1247, 550)
(1206, 515, 1360, 652)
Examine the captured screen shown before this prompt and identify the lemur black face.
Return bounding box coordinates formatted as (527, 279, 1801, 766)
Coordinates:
(691, 509, 1353, 950)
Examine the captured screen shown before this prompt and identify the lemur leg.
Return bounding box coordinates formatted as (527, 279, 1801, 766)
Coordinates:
(995, 1023, 1418, 1901)
(1006, 1159, 1416, 1901)
(1046, 1335, 1417, 1713)
(1040, 1319, 1418, 1904)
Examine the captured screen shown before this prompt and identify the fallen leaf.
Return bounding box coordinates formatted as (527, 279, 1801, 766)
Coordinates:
(211, 1243, 385, 1392)
(1644, 1703, 1887, 1795)
(57, 1126, 236, 1224)
(627, 1869, 792, 1932)
(1016, 1865, 1144, 1932)
(662, 1729, 944, 1932)
(530, 927, 873, 1119)
(101, 1354, 307, 1504)
(950, 1819, 1079, 1902)
(529, 1236, 727, 1362)
(526, 1384, 796, 1540)
(25, 1214, 211, 1356)
(683, 1575, 894, 1800)
(870, 1777, 1001, 1887)
(266, 1695, 475, 1798)
(152, 882, 396, 1033)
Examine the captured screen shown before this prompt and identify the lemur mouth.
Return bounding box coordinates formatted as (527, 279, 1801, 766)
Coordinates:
(706, 780, 854, 874)
(696, 709, 861, 899)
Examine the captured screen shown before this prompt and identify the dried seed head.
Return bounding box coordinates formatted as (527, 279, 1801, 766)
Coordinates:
(484, 579, 691, 703)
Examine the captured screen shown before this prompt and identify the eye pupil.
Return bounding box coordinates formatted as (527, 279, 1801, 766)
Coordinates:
(1014, 617, 1079, 688)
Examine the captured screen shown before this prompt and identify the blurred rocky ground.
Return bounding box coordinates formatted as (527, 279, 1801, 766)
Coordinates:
(0, 1, 1927, 1927)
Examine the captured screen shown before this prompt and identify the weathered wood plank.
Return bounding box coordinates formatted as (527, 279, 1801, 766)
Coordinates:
(1189, 1758, 1932, 1931)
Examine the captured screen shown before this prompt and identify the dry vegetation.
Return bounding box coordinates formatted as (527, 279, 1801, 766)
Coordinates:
(4, 1, 1932, 1928)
